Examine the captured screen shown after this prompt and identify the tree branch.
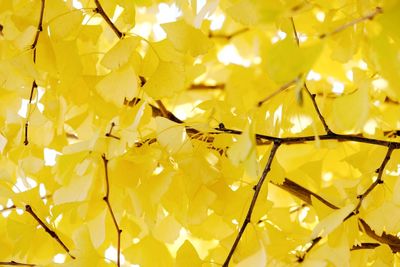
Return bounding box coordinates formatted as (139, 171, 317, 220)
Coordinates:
(257, 76, 300, 107)
(303, 82, 333, 134)
(319, 7, 383, 39)
(24, 0, 45, 145)
(345, 145, 394, 220)
(223, 141, 281, 267)
(272, 178, 339, 209)
(101, 154, 122, 267)
(25, 205, 75, 259)
(94, 0, 124, 39)
(208, 28, 249, 40)
(0, 261, 35, 266)
(290, 17, 300, 46)
(350, 242, 380, 251)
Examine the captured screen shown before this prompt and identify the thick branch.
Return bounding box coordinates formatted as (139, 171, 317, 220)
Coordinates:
(94, 0, 123, 39)
(101, 155, 122, 267)
(25, 205, 75, 259)
(223, 141, 280, 267)
(359, 219, 400, 253)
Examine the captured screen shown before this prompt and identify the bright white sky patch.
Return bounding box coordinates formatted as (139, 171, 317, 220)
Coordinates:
(105, 246, 125, 265)
(218, 44, 251, 66)
(44, 148, 61, 166)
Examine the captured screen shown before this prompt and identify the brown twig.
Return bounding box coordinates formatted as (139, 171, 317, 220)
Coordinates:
(272, 178, 339, 209)
(223, 141, 280, 267)
(208, 28, 249, 40)
(345, 145, 394, 220)
(101, 155, 122, 267)
(303, 82, 333, 134)
(189, 83, 225, 90)
(94, 0, 123, 39)
(105, 122, 121, 140)
(25, 205, 75, 259)
(319, 7, 383, 39)
(350, 242, 380, 251)
(359, 219, 400, 253)
(290, 17, 300, 46)
(257, 76, 300, 107)
(0, 261, 35, 266)
(24, 0, 45, 145)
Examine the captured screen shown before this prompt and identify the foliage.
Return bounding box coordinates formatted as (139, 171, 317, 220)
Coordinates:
(1, 0, 400, 266)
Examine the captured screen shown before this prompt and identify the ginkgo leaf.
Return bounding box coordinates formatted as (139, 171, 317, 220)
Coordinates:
(332, 89, 369, 132)
(227, 124, 254, 165)
(96, 65, 139, 107)
(225, 0, 283, 25)
(176, 240, 203, 267)
(264, 37, 322, 83)
(311, 204, 354, 239)
(155, 117, 192, 154)
(161, 20, 213, 56)
(101, 37, 140, 70)
(49, 9, 83, 40)
(143, 61, 185, 99)
(123, 235, 173, 266)
(236, 242, 267, 267)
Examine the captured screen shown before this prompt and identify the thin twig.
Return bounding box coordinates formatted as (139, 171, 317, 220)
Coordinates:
(24, 0, 45, 145)
(257, 76, 300, 107)
(25, 205, 75, 259)
(208, 28, 249, 40)
(290, 17, 300, 46)
(272, 178, 339, 209)
(303, 82, 333, 134)
(189, 83, 225, 90)
(0, 261, 35, 266)
(319, 7, 383, 39)
(345, 145, 394, 220)
(223, 141, 280, 267)
(350, 242, 380, 251)
(94, 0, 123, 39)
(101, 155, 122, 267)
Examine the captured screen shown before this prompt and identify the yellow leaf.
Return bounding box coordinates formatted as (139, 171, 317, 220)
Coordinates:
(264, 38, 322, 83)
(161, 20, 213, 56)
(101, 37, 140, 70)
(332, 88, 369, 132)
(123, 235, 173, 267)
(227, 124, 254, 166)
(152, 215, 181, 243)
(49, 9, 83, 40)
(311, 204, 354, 239)
(176, 240, 202, 267)
(155, 117, 192, 154)
(236, 242, 267, 267)
(96, 65, 139, 107)
(143, 61, 185, 99)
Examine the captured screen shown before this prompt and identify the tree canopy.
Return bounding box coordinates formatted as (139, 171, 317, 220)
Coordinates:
(1, 0, 400, 266)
